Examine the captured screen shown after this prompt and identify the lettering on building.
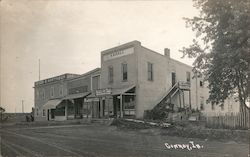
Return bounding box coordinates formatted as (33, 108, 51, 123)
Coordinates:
(103, 47, 134, 61)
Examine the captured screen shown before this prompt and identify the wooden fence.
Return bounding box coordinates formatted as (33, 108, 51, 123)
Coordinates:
(205, 111, 250, 129)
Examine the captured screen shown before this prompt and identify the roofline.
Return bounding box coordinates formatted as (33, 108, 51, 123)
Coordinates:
(141, 45, 193, 69)
(67, 68, 101, 81)
(101, 40, 141, 55)
(35, 73, 80, 83)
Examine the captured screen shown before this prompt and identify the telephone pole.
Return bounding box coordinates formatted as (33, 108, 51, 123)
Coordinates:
(22, 100, 24, 113)
(39, 59, 41, 81)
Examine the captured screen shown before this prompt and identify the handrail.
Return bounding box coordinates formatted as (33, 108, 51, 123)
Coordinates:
(154, 82, 179, 107)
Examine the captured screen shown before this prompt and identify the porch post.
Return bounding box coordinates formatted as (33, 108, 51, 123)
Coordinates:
(65, 100, 68, 120)
(189, 90, 191, 109)
(120, 94, 123, 118)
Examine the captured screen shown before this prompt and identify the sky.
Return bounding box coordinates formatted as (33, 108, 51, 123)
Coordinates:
(0, 0, 198, 113)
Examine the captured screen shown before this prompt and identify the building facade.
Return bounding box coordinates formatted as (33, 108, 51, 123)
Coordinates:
(34, 73, 79, 121)
(34, 69, 101, 121)
(96, 40, 240, 118)
(34, 40, 240, 121)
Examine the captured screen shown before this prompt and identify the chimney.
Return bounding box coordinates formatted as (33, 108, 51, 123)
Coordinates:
(164, 48, 170, 58)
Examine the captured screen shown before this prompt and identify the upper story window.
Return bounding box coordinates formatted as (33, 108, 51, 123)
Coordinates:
(59, 85, 63, 96)
(50, 87, 54, 98)
(108, 66, 114, 83)
(221, 104, 224, 110)
(147, 62, 153, 81)
(186, 71, 191, 83)
(200, 80, 203, 87)
(36, 90, 40, 100)
(211, 103, 215, 110)
(122, 63, 128, 81)
(92, 75, 100, 91)
(42, 89, 45, 100)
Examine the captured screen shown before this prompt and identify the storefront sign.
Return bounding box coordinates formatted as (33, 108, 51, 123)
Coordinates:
(179, 82, 191, 90)
(103, 47, 134, 61)
(96, 88, 112, 96)
(84, 98, 99, 102)
(34, 74, 79, 86)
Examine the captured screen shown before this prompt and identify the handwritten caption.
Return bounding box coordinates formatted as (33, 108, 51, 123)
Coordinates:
(164, 141, 204, 151)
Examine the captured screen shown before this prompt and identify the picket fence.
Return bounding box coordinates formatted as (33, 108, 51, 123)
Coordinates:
(205, 111, 250, 129)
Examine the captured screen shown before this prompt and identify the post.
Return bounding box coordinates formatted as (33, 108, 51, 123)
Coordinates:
(189, 90, 191, 110)
(107, 96, 110, 118)
(120, 94, 123, 118)
(179, 92, 182, 108)
(87, 102, 89, 118)
(39, 59, 41, 81)
(65, 100, 68, 120)
(22, 100, 24, 113)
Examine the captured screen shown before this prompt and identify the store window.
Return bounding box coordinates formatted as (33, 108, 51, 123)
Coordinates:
(147, 62, 153, 81)
(108, 66, 114, 83)
(122, 63, 128, 81)
(42, 109, 46, 117)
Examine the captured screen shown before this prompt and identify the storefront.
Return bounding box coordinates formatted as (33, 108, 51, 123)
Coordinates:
(84, 86, 136, 118)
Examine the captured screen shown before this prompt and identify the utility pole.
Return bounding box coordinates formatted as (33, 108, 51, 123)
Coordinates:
(39, 59, 41, 81)
(22, 100, 24, 113)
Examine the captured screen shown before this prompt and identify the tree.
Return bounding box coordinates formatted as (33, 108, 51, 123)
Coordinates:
(180, 0, 250, 113)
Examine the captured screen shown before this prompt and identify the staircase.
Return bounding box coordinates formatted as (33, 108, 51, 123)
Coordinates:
(152, 81, 190, 111)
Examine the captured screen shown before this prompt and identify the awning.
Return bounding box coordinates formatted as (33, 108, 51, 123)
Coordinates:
(63, 92, 90, 100)
(43, 99, 63, 110)
(112, 85, 135, 95)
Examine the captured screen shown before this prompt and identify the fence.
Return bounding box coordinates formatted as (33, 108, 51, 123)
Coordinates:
(205, 111, 250, 129)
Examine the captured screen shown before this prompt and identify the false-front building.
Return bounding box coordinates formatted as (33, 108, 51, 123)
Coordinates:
(34, 41, 240, 121)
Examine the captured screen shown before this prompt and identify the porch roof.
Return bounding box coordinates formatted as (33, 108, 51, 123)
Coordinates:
(111, 85, 135, 96)
(63, 92, 90, 100)
(43, 99, 63, 110)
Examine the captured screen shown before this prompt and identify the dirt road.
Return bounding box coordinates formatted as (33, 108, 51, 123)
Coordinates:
(0, 124, 248, 157)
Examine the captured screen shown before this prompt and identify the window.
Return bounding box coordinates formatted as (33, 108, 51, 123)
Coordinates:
(221, 104, 224, 110)
(42, 89, 45, 100)
(59, 85, 63, 96)
(108, 66, 114, 83)
(50, 87, 54, 98)
(200, 97, 204, 110)
(42, 109, 46, 117)
(122, 63, 128, 81)
(147, 62, 153, 81)
(186, 71, 191, 83)
(211, 104, 215, 110)
(200, 81, 203, 87)
(92, 75, 100, 91)
(36, 90, 39, 100)
(36, 108, 39, 116)
(171, 72, 176, 86)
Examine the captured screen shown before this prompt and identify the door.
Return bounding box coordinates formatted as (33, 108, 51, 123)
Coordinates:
(47, 110, 49, 121)
(51, 109, 55, 119)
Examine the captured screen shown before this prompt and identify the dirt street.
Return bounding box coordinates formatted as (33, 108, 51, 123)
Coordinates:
(0, 124, 249, 157)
